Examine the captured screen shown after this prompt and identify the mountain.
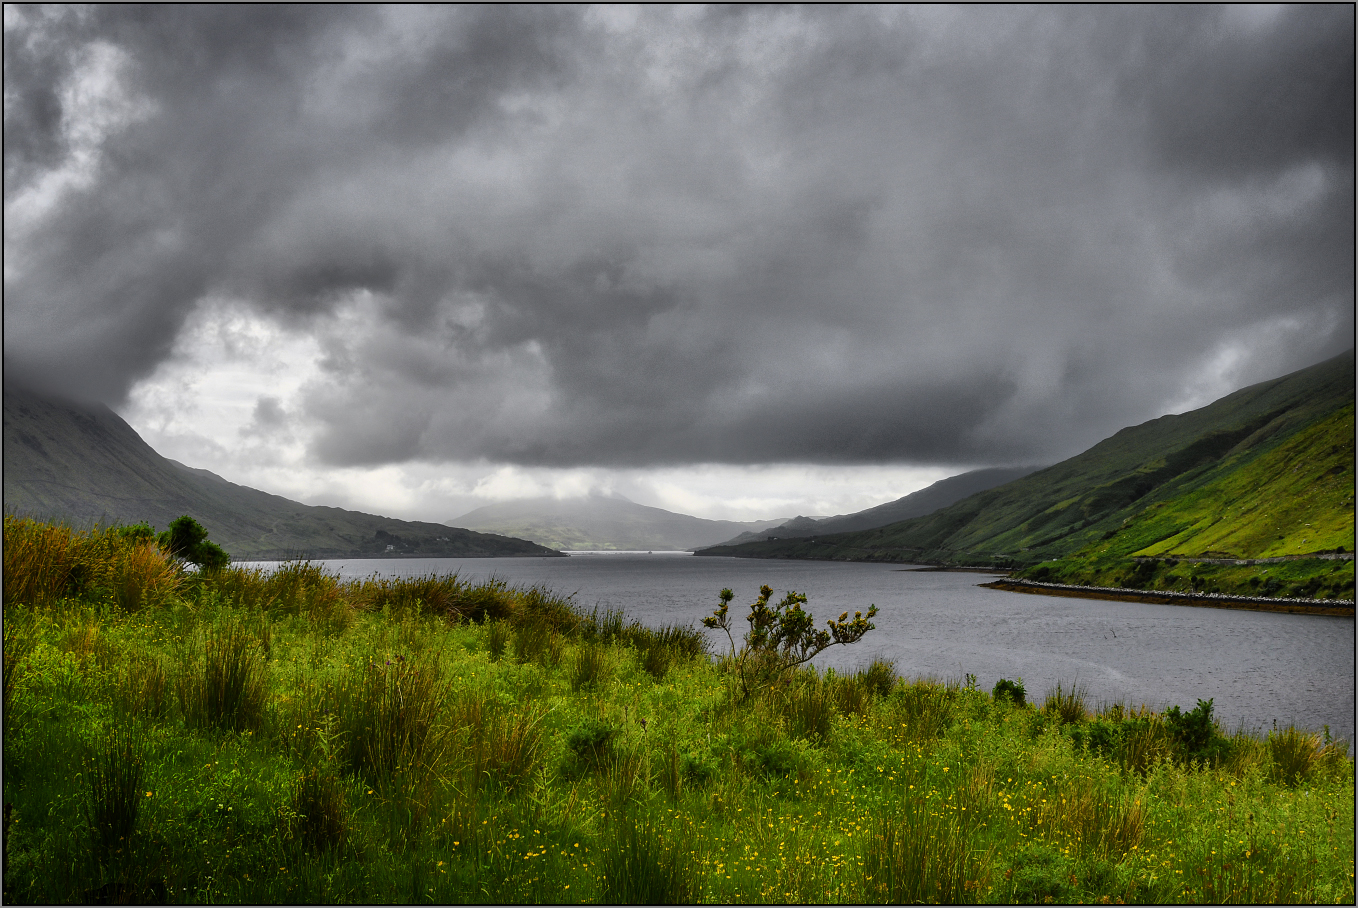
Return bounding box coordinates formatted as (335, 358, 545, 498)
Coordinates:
(448, 495, 790, 551)
(697, 349, 1355, 573)
(705, 466, 1042, 548)
(2, 383, 562, 560)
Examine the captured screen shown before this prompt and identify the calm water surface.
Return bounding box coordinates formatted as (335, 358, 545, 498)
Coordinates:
(250, 552, 1355, 742)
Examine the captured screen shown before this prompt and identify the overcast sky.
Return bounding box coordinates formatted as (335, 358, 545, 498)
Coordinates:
(5, 5, 1353, 523)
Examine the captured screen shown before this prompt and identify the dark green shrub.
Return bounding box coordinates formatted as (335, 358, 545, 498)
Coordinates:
(158, 515, 229, 570)
(1165, 698, 1222, 763)
(992, 678, 1026, 707)
(566, 718, 618, 772)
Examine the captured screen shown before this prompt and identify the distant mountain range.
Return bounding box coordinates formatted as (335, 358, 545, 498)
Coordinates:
(698, 350, 1355, 571)
(2, 383, 562, 560)
(448, 495, 791, 551)
(707, 466, 1041, 548)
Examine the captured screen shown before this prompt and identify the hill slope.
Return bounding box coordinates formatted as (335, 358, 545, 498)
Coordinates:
(3, 383, 562, 560)
(706, 466, 1041, 548)
(448, 496, 788, 551)
(698, 350, 1355, 578)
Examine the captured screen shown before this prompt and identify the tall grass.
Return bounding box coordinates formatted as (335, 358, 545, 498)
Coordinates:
(82, 725, 145, 861)
(1044, 680, 1089, 724)
(601, 818, 698, 904)
(176, 612, 267, 732)
(330, 652, 448, 786)
(863, 794, 990, 904)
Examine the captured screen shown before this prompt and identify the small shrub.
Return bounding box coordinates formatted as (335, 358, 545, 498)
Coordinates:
(571, 643, 610, 691)
(1043, 681, 1087, 724)
(83, 726, 144, 861)
(1165, 698, 1229, 764)
(703, 585, 878, 700)
(157, 515, 229, 570)
(566, 718, 618, 773)
(289, 768, 348, 852)
(992, 678, 1026, 707)
(601, 818, 698, 905)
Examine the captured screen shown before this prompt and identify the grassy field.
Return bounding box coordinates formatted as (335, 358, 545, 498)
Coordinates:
(3, 516, 1354, 904)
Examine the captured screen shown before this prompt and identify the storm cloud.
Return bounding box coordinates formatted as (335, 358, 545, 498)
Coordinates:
(5, 5, 1353, 474)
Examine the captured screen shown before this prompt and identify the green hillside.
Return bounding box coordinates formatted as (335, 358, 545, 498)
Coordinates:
(698, 350, 1355, 600)
(3, 383, 562, 561)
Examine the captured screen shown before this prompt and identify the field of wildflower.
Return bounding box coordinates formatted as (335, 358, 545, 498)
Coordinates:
(3, 515, 1354, 904)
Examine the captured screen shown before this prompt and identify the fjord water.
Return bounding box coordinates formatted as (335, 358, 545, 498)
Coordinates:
(259, 552, 1355, 742)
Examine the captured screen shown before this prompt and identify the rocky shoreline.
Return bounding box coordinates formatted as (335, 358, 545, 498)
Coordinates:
(981, 577, 1355, 617)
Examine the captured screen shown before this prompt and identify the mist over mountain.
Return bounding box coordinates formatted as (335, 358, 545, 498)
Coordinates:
(705, 466, 1042, 548)
(699, 349, 1355, 569)
(2, 382, 561, 560)
(448, 495, 789, 551)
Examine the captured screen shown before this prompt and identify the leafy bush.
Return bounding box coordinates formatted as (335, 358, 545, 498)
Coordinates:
(703, 585, 878, 700)
(1164, 698, 1226, 764)
(992, 677, 1026, 707)
(566, 717, 618, 773)
(157, 515, 229, 571)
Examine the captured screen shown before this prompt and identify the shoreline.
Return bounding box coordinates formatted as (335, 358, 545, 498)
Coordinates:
(982, 578, 1356, 617)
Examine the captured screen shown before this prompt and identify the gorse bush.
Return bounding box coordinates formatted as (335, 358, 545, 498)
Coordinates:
(704, 585, 878, 700)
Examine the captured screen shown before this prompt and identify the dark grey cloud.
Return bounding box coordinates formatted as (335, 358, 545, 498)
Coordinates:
(5, 5, 1353, 471)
